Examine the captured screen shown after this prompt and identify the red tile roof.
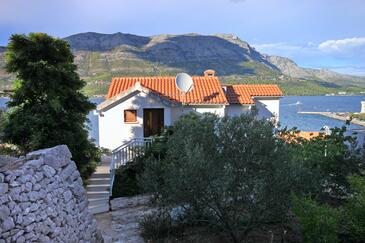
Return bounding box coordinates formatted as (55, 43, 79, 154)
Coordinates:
(106, 76, 228, 104)
(224, 84, 283, 104)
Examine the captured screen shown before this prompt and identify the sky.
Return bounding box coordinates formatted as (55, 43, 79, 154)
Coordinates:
(1, 0, 365, 76)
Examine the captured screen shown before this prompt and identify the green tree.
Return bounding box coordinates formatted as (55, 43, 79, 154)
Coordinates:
(141, 113, 294, 242)
(284, 126, 362, 199)
(292, 195, 340, 243)
(342, 175, 365, 242)
(1, 33, 99, 178)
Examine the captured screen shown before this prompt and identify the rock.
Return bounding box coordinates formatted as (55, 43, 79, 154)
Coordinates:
(60, 162, 77, 180)
(27, 145, 72, 169)
(17, 174, 32, 184)
(12, 229, 25, 241)
(34, 172, 44, 182)
(2, 217, 15, 231)
(42, 165, 56, 178)
(22, 213, 36, 226)
(0, 195, 9, 205)
(16, 236, 26, 243)
(0, 145, 102, 242)
(24, 182, 33, 192)
(63, 190, 73, 202)
(0, 183, 8, 195)
(32, 183, 41, 191)
(0, 205, 10, 220)
(27, 158, 45, 169)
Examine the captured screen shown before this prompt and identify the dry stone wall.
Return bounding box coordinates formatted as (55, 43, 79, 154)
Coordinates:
(0, 145, 103, 243)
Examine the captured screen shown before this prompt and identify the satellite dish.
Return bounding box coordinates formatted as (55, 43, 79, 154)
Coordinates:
(175, 73, 193, 93)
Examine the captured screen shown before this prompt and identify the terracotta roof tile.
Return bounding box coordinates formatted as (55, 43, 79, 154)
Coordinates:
(106, 76, 228, 104)
(224, 84, 283, 104)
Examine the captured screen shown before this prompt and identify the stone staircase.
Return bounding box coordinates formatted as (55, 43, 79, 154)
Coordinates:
(87, 156, 111, 214)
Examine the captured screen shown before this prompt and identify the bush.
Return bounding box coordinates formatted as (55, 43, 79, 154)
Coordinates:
(140, 211, 182, 240)
(341, 175, 365, 242)
(112, 135, 169, 198)
(112, 159, 144, 197)
(140, 112, 294, 242)
(292, 195, 340, 243)
(285, 126, 363, 199)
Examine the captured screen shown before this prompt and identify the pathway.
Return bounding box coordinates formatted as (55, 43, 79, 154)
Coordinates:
(87, 155, 111, 214)
(95, 195, 153, 243)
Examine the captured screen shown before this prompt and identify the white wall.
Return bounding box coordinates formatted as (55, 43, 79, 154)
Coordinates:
(254, 97, 280, 123)
(99, 93, 280, 150)
(98, 91, 171, 150)
(171, 105, 226, 123)
(225, 104, 251, 117)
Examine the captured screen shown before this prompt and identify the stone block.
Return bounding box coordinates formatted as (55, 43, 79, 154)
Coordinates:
(42, 165, 56, 178)
(0, 183, 8, 195)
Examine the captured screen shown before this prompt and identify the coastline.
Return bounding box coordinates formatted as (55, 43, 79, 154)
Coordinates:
(298, 111, 365, 127)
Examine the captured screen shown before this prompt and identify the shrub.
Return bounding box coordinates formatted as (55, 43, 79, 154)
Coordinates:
(341, 175, 365, 242)
(112, 135, 169, 198)
(292, 195, 340, 243)
(140, 211, 182, 240)
(285, 126, 363, 199)
(140, 112, 294, 242)
(112, 158, 144, 197)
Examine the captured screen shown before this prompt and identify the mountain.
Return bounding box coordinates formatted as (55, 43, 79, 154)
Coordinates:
(1, 32, 364, 96)
(268, 55, 365, 87)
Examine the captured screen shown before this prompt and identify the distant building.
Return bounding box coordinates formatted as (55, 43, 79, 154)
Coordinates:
(97, 70, 283, 150)
(361, 101, 365, 113)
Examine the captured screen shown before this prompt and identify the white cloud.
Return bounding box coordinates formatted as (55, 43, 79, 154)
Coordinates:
(252, 42, 316, 58)
(318, 37, 365, 53)
(254, 42, 303, 52)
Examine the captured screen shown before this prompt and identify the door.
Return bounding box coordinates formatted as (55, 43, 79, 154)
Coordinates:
(143, 109, 164, 137)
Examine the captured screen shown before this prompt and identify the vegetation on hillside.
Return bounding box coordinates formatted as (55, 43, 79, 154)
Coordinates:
(0, 33, 100, 179)
(1, 32, 365, 97)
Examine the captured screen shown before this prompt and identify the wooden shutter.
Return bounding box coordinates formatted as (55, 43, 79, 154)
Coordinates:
(124, 110, 137, 123)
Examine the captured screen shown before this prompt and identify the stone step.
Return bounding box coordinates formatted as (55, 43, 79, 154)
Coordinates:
(86, 184, 110, 192)
(88, 177, 110, 185)
(87, 191, 110, 199)
(88, 203, 110, 215)
(88, 197, 110, 207)
(90, 173, 110, 179)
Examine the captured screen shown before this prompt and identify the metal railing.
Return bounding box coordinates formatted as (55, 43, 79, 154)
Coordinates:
(109, 137, 154, 196)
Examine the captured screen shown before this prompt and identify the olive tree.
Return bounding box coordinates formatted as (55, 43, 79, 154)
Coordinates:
(141, 113, 295, 242)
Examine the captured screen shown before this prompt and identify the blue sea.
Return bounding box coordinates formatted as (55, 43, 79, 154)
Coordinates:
(2, 96, 365, 145)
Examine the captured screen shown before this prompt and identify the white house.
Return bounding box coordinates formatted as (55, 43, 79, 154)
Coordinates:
(97, 70, 283, 150)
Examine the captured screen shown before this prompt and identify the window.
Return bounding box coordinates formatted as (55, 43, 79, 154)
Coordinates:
(124, 110, 137, 123)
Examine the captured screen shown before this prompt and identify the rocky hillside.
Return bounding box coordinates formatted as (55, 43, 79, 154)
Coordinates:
(1, 32, 365, 96)
(268, 55, 365, 87)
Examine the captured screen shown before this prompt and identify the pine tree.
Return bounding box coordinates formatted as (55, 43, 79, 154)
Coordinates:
(2, 33, 99, 178)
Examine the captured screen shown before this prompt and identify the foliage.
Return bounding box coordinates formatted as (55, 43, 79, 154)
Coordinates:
(140, 210, 184, 241)
(112, 134, 170, 198)
(140, 112, 294, 242)
(341, 175, 365, 242)
(112, 158, 144, 197)
(292, 195, 340, 243)
(284, 126, 363, 199)
(350, 112, 365, 121)
(1, 33, 100, 179)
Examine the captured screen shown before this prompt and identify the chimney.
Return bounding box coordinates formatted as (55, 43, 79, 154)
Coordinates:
(204, 69, 216, 77)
